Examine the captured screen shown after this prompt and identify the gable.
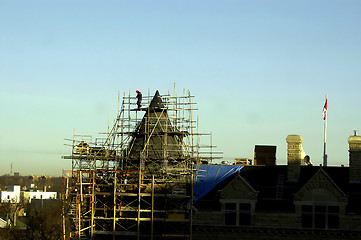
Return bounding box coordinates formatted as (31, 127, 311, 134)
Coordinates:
(220, 175, 258, 200)
(294, 168, 347, 202)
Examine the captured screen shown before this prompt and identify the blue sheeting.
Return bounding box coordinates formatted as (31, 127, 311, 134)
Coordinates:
(193, 165, 244, 203)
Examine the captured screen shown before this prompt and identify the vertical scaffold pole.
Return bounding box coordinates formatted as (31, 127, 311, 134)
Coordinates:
(91, 171, 95, 239)
(137, 154, 143, 240)
(151, 175, 154, 240)
(113, 171, 117, 240)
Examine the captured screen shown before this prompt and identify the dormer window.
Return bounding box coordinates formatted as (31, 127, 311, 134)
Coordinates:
(224, 201, 251, 226)
(301, 205, 339, 229)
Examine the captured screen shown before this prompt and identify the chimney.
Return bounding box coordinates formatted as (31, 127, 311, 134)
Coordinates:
(254, 145, 276, 165)
(348, 130, 361, 183)
(286, 135, 304, 182)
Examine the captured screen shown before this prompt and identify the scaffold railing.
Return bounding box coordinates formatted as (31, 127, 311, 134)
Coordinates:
(62, 88, 222, 240)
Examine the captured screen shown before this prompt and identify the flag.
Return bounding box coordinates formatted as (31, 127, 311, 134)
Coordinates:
(322, 98, 327, 120)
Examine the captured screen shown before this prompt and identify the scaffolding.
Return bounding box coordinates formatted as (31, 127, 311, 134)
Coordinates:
(62, 88, 220, 240)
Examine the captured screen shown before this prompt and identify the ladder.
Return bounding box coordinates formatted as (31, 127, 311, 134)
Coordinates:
(275, 174, 285, 199)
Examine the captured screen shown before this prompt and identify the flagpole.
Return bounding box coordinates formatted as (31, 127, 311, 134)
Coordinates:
(323, 113, 327, 166)
(323, 95, 328, 167)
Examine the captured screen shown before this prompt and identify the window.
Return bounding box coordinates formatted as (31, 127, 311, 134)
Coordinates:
(301, 205, 312, 228)
(224, 202, 251, 226)
(239, 203, 251, 225)
(328, 206, 339, 229)
(225, 203, 237, 225)
(301, 205, 339, 229)
(315, 206, 326, 228)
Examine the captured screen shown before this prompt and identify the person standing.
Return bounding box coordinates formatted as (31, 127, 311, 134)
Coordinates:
(136, 90, 142, 109)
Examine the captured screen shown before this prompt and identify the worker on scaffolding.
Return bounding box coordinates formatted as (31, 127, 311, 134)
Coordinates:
(136, 90, 142, 109)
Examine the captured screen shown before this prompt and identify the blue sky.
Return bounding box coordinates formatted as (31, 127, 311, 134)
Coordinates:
(1, 0, 361, 176)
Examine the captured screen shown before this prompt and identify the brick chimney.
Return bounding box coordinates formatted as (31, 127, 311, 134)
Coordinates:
(348, 130, 361, 183)
(286, 135, 304, 182)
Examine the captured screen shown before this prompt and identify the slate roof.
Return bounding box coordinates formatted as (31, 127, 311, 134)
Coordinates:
(195, 165, 361, 214)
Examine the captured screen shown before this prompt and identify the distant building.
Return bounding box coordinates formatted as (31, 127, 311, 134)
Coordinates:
(193, 134, 361, 239)
(0, 185, 57, 203)
(21, 191, 57, 203)
(0, 185, 21, 203)
(234, 158, 252, 165)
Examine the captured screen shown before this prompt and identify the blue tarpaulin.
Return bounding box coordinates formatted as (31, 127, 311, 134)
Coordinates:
(193, 165, 244, 203)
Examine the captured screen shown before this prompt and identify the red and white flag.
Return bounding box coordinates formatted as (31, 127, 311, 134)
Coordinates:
(322, 98, 327, 120)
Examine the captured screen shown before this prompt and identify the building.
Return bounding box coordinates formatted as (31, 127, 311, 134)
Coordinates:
(0, 185, 57, 204)
(22, 191, 57, 203)
(0, 185, 21, 203)
(61, 88, 361, 239)
(234, 158, 252, 165)
(192, 134, 361, 240)
(62, 90, 218, 239)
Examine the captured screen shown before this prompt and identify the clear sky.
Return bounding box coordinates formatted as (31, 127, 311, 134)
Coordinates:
(1, 0, 361, 176)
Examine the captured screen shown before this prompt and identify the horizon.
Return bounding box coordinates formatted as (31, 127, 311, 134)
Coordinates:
(1, 0, 361, 176)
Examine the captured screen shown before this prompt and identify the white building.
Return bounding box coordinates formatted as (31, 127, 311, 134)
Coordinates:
(0, 185, 57, 203)
(0, 185, 21, 203)
(22, 191, 57, 203)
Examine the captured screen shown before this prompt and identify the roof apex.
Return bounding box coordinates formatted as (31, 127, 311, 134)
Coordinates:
(149, 90, 164, 110)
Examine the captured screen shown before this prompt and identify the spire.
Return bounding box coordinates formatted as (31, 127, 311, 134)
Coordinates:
(149, 90, 164, 110)
(125, 90, 184, 161)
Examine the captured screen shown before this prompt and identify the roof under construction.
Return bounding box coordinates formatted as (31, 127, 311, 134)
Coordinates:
(62, 88, 221, 240)
(126, 90, 186, 161)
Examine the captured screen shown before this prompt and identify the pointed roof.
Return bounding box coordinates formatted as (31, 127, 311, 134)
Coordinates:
(149, 90, 164, 110)
(126, 90, 184, 160)
(220, 174, 258, 200)
(294, 167, 347, 202)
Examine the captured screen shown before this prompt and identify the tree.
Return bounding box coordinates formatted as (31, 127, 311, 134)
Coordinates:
(0, 195, 27, 228)
(0, 196, 28, 240)
(26, 200, 62, 240)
